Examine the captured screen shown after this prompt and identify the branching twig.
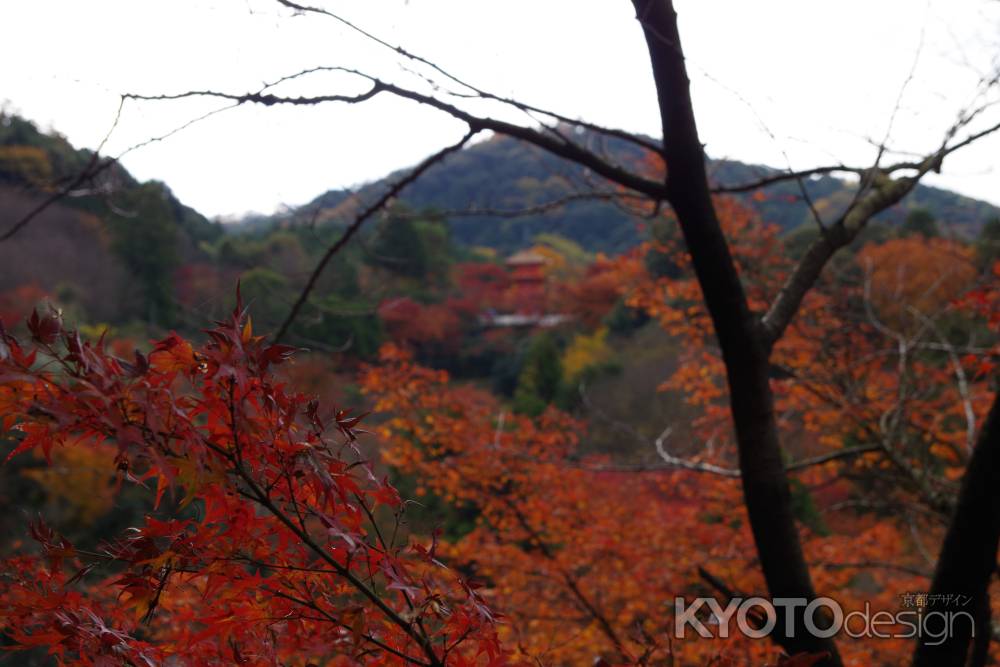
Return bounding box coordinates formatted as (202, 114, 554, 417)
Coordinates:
(273, 129, 478, 341)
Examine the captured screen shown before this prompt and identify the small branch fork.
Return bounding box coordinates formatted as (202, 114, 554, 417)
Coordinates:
(272, 128, 477, 342)
(205, 390, 447, 666)
(577, 383, 881, 478)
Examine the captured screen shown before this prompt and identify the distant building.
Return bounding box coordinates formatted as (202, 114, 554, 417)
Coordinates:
(477, 249, 571, 328)
(482, 312, 571, 328)
(505, 249, 548, 314)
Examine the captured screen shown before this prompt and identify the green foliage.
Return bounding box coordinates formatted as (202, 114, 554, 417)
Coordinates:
(490, 349, 525, 398)
(513, 333, 564, 416)
(291, 132, 1000, 254)
(212, 230, 306, 271)
(0, 145, 52, 186)
(0, 113, 221, 247)
(389, 469, 479, 542)
(789, 477, 829, 537)
(603, 298, 648, 336)
(414, 218, 452, 271)
(851, 220, 894, 248)
(561, 327, 614, 382)
(298, 295, 384, 359)
(975, 217, 1000, 269)
(366, 213, 452, 286)
(239, 267, 291, 327)
(533, 233, 591, 266)
(645, 218, 682, 278)
(782, 223, 820, 260)
(107, 183, 179, 327)
(0, 113, 89, 183)
(372, 218, 425, 277)
(900, 207, 940, 238)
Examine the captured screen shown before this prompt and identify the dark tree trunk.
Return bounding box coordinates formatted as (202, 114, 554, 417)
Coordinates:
(913, 390, 1000, 667)
(631, 1, 841, 663)
(967, 595, 991, 667)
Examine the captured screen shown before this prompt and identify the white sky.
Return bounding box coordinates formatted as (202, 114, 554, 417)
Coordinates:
(3, 0, 999, 219)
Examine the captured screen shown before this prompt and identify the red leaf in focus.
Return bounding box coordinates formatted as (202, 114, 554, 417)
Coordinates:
(27, 307, 61, 345)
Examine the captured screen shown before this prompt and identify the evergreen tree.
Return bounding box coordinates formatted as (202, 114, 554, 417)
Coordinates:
(513, 333, 563, 416)
(975, 217, 1000, 269)
(108, 183, 179, 327)
(900, 207, 940, 238)
(369, 217, 431, 279)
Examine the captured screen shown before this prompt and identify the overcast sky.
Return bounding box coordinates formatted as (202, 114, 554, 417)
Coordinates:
(3, 0, 999, 219)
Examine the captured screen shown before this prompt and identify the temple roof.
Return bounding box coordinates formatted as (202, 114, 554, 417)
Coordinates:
(505, 249, 548, 266)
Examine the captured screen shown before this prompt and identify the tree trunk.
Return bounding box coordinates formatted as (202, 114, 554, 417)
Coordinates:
(631, 1, 841, 662)
(913, 390, 1000, 666)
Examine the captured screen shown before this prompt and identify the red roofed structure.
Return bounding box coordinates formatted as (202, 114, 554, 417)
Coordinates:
(505, 249, 547, 314)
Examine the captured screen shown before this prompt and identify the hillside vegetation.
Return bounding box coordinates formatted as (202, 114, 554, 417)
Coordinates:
(273, 130, 1000, 252)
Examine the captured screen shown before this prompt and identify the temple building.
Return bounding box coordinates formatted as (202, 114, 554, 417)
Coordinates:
(479, 249, 570, 328)
(504, 249, 548, 313)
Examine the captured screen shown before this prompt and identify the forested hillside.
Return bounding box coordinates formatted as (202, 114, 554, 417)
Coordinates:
(0, 114, 222, 329)
(1, 112, 998, 365)
(276, 130, 1000, 252)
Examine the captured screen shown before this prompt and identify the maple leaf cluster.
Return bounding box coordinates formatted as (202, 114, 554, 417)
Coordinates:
(0, 298, 505, 666)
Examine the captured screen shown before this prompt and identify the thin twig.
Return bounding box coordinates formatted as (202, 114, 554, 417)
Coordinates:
(274, 129, 478, 341)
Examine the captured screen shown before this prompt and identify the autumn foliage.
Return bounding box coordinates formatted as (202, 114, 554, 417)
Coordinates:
(360, 345, 943, 665)
(1, 201, 998, 665)
(0, 299, 503, 666)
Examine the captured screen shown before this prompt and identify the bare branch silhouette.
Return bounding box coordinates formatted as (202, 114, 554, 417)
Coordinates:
(273, 129, 479, 342)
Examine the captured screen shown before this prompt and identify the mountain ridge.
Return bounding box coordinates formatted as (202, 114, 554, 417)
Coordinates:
(252, 131, 1000, 253)
(2, 112, 997, 257)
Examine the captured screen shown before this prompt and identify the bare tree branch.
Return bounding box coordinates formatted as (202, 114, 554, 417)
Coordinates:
(0, 153, 115, 242)
(274, 0, 664, 156)
(273, 129, 479, 342)
(710, 164, 859, 194)
(126, 75, 668, 200)
(0, 95, 241, 243)
(908, 307, 979, 454)
(0, 99, 125, 242)
(579, 383, 881, 478)
(391, 190, 645, 221)
(760, 74, 1000, 346)
(817, 560, 931, 579)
